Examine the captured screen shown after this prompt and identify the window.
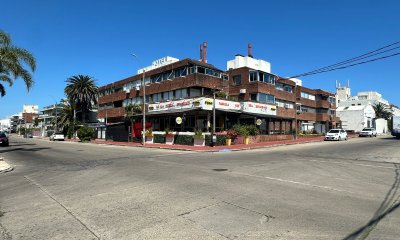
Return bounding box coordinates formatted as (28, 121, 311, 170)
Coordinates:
(262, 73, 275, 85)
(249, 71, 258, 82)
(189, 88, 201, 97)
(175, 88, 187, 99)
(233, 75, 241, 85)
(301, 92, 315, 100)
(284, 86, 293, 93)
(254, 93, 275, 104)
(276, 83, 284, 91)
(197, 67, 205, 74)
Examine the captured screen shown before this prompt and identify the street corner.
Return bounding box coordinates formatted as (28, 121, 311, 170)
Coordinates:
(0, 157, 14, 173)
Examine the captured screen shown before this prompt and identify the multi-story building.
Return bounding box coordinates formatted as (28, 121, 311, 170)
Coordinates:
(98, 44, 336, 141)
(37, 103, 64, 137)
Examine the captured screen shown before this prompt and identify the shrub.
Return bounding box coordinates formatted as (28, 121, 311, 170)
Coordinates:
(245, 125, 259, 136)
(77, 126, 95, 142)
(194, 129, 204, 139)
(154, 134, 165, 143)
(205, 134, 226, 146)
(174, 135, 193, 145)
(145, 128, 153, 137)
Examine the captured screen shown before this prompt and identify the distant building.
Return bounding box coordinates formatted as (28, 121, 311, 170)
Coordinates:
(335, 81, 399, 132)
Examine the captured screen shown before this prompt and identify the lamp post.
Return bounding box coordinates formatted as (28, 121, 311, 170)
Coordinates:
(131, 53, 146, 145)
(142, 69, 146, 146)
(211, 90, 216, 147)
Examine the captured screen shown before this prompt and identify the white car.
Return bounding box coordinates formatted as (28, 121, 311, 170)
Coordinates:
(359, 128, 377, 137)
(324, 129, 348, 141)
(50, 133, 65, 141)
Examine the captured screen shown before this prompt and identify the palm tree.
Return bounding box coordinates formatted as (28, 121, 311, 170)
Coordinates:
(54, 100, 74, 132)
(373, 102, 393, 120)
(0, 30, 36, 96)
(65, 75, 98, 123)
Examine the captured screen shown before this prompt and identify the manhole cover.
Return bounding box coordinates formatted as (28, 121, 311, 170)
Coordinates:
(212, 168, 228, 172)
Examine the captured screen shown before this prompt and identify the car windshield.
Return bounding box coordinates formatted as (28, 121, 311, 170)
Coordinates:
(328, 130, 340, 133)
(362, 128, 372, 131)
(0, 133, 6, 138)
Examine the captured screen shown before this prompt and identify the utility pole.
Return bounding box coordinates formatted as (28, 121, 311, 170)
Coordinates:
(211, 90, 216, 147)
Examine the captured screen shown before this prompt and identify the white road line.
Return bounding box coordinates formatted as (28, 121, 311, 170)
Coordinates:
(308, 159, 397, 169)
(232, 171, 357, 194)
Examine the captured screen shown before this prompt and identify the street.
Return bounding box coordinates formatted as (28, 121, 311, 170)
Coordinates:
(0, 136, 399, 239)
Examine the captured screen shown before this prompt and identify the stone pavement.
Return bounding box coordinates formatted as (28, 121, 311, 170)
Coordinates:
(89, 136, 326, 152)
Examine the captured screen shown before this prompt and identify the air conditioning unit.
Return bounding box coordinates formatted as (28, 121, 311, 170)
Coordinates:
(284, 103, 290, 109)
(135, 84, 141, 91)
(240, 89, 246, 94)
(125, 89, 131, 93)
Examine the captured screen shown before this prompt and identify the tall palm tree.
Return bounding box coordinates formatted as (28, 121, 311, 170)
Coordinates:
(65, 75, 98, 123)
(0, 30, 36, 96)
(373, 102, 393, 120)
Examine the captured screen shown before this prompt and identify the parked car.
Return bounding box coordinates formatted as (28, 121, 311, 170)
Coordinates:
(359, 128, 377, 137)
(324, 129, 348, 141)
(50, 133, 65, 141)
(0, 132, 9, 146)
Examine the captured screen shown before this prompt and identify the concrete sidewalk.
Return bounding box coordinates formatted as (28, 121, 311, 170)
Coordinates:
(89, 136, 326, 152)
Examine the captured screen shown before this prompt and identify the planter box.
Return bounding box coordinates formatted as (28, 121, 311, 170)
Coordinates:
(145, 136, 154, 144)
(194, 138, 205, 146)
(165, 135, 175, 145)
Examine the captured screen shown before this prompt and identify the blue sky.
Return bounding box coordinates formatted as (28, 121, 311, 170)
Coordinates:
(1, 0, 399, 119)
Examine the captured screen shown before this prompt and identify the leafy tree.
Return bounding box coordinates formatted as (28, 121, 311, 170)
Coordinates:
(373, 102, 393, 120)
(65, 75, 98, 123)
(0, 30, 36, 96)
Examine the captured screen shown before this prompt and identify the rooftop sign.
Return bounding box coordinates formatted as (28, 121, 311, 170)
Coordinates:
(137, 56, 179, 74)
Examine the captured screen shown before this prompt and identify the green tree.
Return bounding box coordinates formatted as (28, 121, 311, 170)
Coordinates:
(65, 75, 98, 123)
(0, 30, 36, 96)
(373, 102, 393, 120)
(54, 100, 74, 134)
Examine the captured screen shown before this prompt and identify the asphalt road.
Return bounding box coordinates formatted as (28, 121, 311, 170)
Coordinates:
(0, 135, 399, 240)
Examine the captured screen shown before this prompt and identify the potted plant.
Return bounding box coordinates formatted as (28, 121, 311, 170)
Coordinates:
(226, 129, 237, 146)
(193, 129, 205, 146)
(145, 128, 154, 144)
(164, 128, 175, 145)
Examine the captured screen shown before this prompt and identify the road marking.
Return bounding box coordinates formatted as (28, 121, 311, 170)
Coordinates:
(23, 175, 100, 240)
(308, 159, 397, 169)
(231, 171, 357, 194)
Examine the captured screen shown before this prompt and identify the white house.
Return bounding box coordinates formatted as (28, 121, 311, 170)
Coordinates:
(336, 104, 375, 132)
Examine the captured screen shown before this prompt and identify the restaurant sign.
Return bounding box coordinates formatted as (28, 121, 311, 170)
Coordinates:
(241, 102, 277, 116)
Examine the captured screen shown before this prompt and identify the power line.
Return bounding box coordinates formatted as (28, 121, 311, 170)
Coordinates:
(291, 52, 400, 78)
(290, 41, 400, 78)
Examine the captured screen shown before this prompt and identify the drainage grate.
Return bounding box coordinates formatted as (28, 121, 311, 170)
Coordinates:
(212, 168, 228, 172)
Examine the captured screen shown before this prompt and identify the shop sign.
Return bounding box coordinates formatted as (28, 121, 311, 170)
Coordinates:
(256, 119, 262, 125)
(200, 98, 241, 111)
(242, 102, 277, 116)
(148, 99, 194, 112)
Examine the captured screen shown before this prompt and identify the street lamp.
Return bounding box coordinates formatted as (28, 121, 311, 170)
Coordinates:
(131, 53, 147, 146)
(294, 103, 301, 139)
(141, 69, 146, 146)
(211, 90, 216, 147)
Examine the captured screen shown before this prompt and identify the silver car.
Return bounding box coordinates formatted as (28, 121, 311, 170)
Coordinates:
(359, 128, 377, 137)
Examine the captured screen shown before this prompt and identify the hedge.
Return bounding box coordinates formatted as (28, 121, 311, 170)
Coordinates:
(154, 134, 165, 143)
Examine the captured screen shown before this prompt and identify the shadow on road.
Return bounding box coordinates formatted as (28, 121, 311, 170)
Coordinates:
(379, 136, 400, 141)
(343, 163, 400, 240)
(0, 147, 51, 154)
